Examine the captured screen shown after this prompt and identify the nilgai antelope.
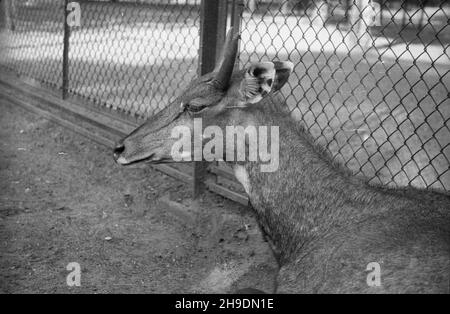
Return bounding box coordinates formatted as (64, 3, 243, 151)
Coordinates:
(114, 29, 450, 293)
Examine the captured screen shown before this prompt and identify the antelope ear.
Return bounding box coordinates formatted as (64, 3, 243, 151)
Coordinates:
(240, 62, 276, 104)
(272, 61, 293, 91)
(239, 61, 293, 104)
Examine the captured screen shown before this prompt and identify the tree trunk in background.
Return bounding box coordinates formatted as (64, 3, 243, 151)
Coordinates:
(1, 0, 16, 31)
(401, 0, 408, 28)
(281, 0, 290, 15)
(246, 0, 257, 13)
(418, 0, 428, 30)
(313, 0, 329, 26)
(347, 0, 373, 51)
(344, 0, 352, 23)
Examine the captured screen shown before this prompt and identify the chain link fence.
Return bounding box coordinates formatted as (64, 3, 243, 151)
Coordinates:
(0, 0, 449, 192)
(0, 0, 63, 88)
(0, 0, 200, 118)
(68, 0, 200, 117)
(238, 0, 450, 190)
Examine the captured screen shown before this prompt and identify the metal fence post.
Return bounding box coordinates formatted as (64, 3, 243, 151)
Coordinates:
(230, 0, 243, 67)
(193, 0, 228, 198)
(62, 0, 70, 99)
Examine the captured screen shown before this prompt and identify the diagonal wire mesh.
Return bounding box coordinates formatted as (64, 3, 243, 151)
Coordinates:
(0, 0, 201, 119)
(0, 0, 449, 193)
(68, 0, 200, 118)
(238, 0, 450, 190)
(0, 0, 63, 89)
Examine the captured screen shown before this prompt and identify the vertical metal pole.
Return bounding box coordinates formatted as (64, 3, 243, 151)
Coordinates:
(193, 0, 228, 198)
(215, 1, 228, 64)
(198, 0, 226, 75)
(62, 0, 70, 99)
(230, 0, 243, 67)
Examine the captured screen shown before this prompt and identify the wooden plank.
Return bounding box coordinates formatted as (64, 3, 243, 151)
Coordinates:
(217, 175, 245, 193)
(209, 164, 237, 181)
(193, 0, 228, 198)
(0, 70, 136, 126)
(153, 164, 192, 184)
(205, 180, 248, 206)
(0, 91, 117, 149)
(0, 74, 138, 135)
(0, 74, 249, 205)
(0, 82, 193, 185)
(0, 83, 122, 143)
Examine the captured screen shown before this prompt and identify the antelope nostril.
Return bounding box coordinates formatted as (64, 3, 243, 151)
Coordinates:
(113, 144, 125, 155)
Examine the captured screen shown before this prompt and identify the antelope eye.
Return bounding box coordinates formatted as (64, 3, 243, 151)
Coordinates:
(182, 99, 209, 113)
(185, 103, 207, 113)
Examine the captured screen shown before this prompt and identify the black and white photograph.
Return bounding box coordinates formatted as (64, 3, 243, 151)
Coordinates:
(0, 0, 449, 298)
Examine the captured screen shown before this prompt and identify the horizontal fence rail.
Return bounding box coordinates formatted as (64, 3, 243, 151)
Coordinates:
(0, 0, 449, 198)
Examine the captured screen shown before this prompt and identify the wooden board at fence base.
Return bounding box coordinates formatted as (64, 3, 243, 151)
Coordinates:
(0, 71, 249, 206)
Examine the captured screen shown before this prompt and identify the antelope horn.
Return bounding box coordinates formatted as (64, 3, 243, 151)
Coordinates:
(214, 27, 240, 90)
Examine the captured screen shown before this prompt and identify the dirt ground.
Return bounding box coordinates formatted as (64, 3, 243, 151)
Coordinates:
(0, 100, 278, 293)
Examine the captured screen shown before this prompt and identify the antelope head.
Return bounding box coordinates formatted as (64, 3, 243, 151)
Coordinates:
(113, 29, 293, 166)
